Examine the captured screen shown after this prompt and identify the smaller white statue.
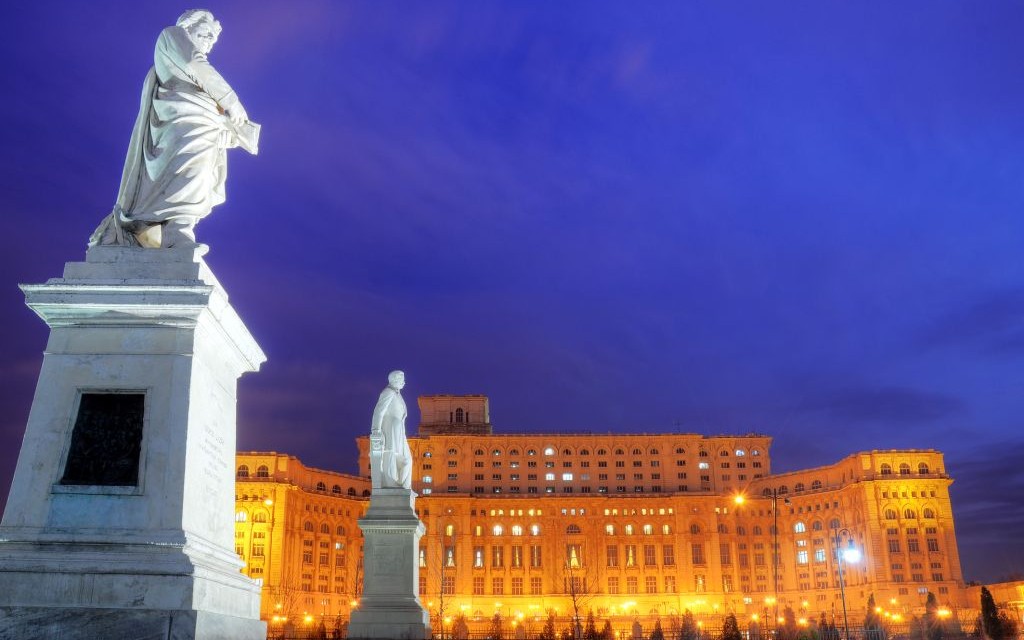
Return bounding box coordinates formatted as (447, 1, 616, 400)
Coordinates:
(370, 371, 412, 490)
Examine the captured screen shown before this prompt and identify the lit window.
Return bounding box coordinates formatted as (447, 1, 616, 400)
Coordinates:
(625, 525, 634, 536)
(643, 524, 653, 535)
(545, 473, 555, 481)
(422, 476, 432, 484)
(562, 473, 573, 481)
(544, 447, 555, 456)
(511, 525, 523, 536)
(605, 524, 615, 535)
(794, 522, 806, 533)
(698, 462, 709, 470)
(493, 525, 504, 536)
(530, 524, 541, 536)
(735, 449, 746, 456)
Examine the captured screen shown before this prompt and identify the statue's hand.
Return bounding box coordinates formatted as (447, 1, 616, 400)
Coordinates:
(226, 103, 248, 126)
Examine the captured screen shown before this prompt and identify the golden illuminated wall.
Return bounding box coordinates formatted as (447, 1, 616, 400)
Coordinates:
(236, 402, 969, 631)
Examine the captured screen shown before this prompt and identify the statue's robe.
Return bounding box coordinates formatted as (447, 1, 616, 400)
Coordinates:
(372, 387, 413, 489)
(91, 26, 245, 246)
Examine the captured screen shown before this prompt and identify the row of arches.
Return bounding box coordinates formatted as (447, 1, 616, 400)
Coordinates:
(880, 462, 933, 475)
(884, 507, 938, 520)
(761, 479, 824, 496)
(440, 446, 764, 457)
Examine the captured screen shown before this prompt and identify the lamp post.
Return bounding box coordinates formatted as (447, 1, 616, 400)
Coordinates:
(831, 524, 861, 640)
(735, 489, 787, 639)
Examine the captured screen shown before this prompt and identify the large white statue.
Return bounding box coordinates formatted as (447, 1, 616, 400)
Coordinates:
(370, 371, 413, 490)
(89, 9, 260, 250)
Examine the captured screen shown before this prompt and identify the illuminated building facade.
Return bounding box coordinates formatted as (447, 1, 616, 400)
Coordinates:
(235, 395, 968, 634)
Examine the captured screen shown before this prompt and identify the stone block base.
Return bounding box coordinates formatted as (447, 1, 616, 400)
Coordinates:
(0, 606, 267, 640)
(347, 604, 430, 640)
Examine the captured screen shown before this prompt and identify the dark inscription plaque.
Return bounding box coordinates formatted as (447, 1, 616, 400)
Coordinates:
(60, 393, 145, 486)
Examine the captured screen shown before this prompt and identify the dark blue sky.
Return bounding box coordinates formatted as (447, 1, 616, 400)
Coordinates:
(1, 2, 1022, 583)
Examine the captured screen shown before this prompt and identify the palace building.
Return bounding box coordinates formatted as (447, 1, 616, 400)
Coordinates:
(234, 395, 968, 635)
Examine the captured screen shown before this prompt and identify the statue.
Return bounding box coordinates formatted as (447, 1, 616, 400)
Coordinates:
(89, 9, 260, 250)
(370, 371, 413, 489)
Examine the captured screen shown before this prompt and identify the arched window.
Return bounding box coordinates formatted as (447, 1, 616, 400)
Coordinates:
(794, 483, 805, 492)
(235, 511, 247, 522)
(530, 524, 541, 536)
(717, 524, 729, 534)
(663, 524, 672, 535)
(794, 522, 806, 533)
(751, 449, 761, 456)
(605, 524, 615, 535)
(303, 521, 314, 532)
(332, 484, 341, 494)
(527, 449, 537, 456)
(675, 447, 685, 455)
(643, 524, 654, 535)
(447, 447, 458, 455)
(829, 518, 841, 529)
(624, 524, 634, 536)
(812, 521, 823, 531)
(762, 488, 772, 497)
(689, 523, 701, 534)
(918, 462, 930, 475)
(237, 465, 249, 478)
(347, 488, 356, 496)
(423, 451, 432, 458)
(735, 449, 746, 456)
(563, 448, 573, 456)
(597, 449, 608, 455)
(474, 449, 484, 456)
(811, 480, 822, 490)
(880, 463, 893, 475)
(904, 509, 916, 519)
(492, 449, 502, 456)
(615, 449, 625, 456)
(885, 509, 898, 520)
(362, 490, 370, 496)
(337, 525, 346, 535)
(923, 508, 936, 519)
(777, 485, 789, 495)
(737, 526, 746, 535)
(445, 524, 456, 536)
(320, 523, 330, 534)
(567, 524, 582, 535)
(632, 448, 642, 455)
(511, 525, 523, 536)
(544, 447, 555, 456)
(720, 450, 729, 457)
(899, 463, 911, 475)
(649, 448, 659, 455)
(509, 449, 519, 456)
(579, 449, 590, 456)
(455, 408, 464, 423)
(699, 450, 709, 458)
(256, 465, 269, 478)
(753, 526, 763, 535)
(253, 512, 267, 523)
(493, 525, 504, 536)
(315, 481, 326, 492)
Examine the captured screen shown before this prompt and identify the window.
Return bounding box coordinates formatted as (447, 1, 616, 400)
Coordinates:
(626, 576, 638, 594)
(880, 463, 892, 475)
(256, 465, 269, 478)
(492, 577, 504, 595)
(493, 525, 503, 536)
(923, 508, 936, 519)
(606, 545, 619, 567)
(625, 544, 637, 567)
(491, 546, 504, 568)
(608, 576, 620, 594)
(904, 509, 917, 519)
(530, 545, 542, 568)
(720, 543, 731, 565)
(797, 550, 809, 564)
(794, 522, 806, 533)
(644, 544, 657, 566)
(889, 540, 901, 553)
(663, 545, 675, 566)
(237, 465, 249, 478)
(692, 543, 705, 565)
(544, 447, 555, 456)
(645, 576, 658, 593)
(919, 462, 930, 474)
(885, 509, 898, 520)
(794, 483, 805, 492)
(689, 524, 701, 534)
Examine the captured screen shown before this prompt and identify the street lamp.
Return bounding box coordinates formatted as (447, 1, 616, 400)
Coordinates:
(831, 524, 861, 640)
(736, 489, 788, 638)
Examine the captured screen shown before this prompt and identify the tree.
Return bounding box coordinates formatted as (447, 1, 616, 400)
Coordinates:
(314, 619, 328, 640)
(650, 618, 665, 640)
(722, 614, 743, 640)
(923, 591, 945, 640)
(980, 587, 1002, 640)
(584, 610, 598, 640)
(680, 610, 699, 640)
(864, 594, 887, 640)
(489, 612, 504, 640)
(780, 606, 799, 640)
(600, 620, 614, 640)
(539, 613, 557, 640)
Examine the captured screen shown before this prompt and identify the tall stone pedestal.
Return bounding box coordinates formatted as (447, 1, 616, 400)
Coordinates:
(347, 488, 430, 640)
(0, 247, 267, 639)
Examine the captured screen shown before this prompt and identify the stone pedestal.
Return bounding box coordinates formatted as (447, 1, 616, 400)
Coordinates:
(347, 488, 430, 640)
(0, 247, 267, 639)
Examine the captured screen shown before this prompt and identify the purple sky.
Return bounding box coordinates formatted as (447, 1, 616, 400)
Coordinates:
(1, 2, 1022, 583)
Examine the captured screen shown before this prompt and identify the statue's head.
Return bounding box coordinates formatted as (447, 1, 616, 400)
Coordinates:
(388, 370, 406, 390)
(177, 9, 222, 55)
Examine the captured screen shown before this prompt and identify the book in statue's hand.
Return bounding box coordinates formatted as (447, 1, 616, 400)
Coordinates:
(232, 120, 261, 155)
